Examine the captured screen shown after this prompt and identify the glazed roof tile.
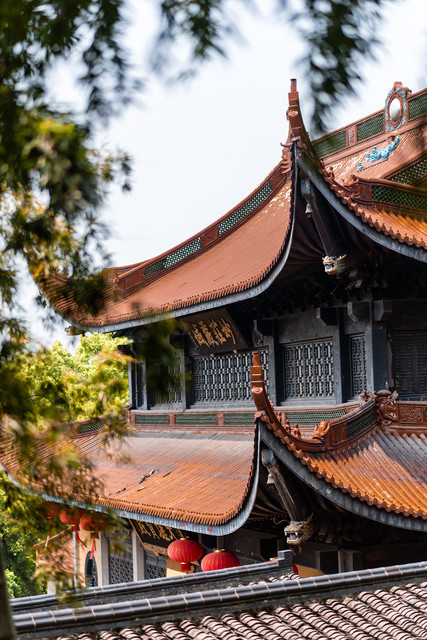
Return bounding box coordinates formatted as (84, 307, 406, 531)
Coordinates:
(298, 430, 427, 517)
(12, 552, 294, 614)
(0, 422, 257, 529)
(39, 83, 427, 329)
(45, 178, 292, 328)
(251, 356, 427, 522)
(13, 561, 427, 640)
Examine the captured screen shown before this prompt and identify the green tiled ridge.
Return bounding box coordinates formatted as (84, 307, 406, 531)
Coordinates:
(224, 412, 254, 426)
(372, 185, 427, 210)
(218, 182, 273, 235)
(346, 406, 376, 439)
(285, 409, 347, 427)
(314, 130, 347, 158)
(357, 113, 384, 142)
(389, 158, 427, 185)
(144, 238, 202, 279)
(144, 260, 165, 279)
(142, 181, 273, 281)
(135, 414, 169, 426)
(409, 92, 427, 120)
(164, 238, 202, 268)
(175, 413, 217, 426)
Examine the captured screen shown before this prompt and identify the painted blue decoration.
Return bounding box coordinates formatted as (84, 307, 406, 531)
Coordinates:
(357, 136, 399, 171)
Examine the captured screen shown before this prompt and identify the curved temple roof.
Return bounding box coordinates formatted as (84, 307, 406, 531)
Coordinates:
(40, 81, 427, 331)
(0, 416, 259, 535)
(251, 353, 427, 529)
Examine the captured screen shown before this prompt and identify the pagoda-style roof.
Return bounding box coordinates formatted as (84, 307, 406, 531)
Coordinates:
(0, 414, 264, 535)
(3, 375, 427, 534)
(251, 353, 427, 531)
(41, 81, 427, 331)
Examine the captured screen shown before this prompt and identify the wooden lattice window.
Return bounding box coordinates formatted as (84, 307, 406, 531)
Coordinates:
(392, 333, 427, 399)
(283, 340, 334, 400)
(349, 335, 367, 398)
(191, 349, 268, 404)
(108, 542, 134, 584)
(144, 550, 166, 580)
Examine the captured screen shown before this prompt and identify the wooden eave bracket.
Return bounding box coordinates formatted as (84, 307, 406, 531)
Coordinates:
(261, 448, 312, 530)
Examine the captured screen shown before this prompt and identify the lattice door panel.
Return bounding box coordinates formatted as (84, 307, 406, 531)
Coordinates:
(108, 546, 134, 584)
(133, 362, 144, 408)
(393, 333, 427, 398)
(151, 361, 182, 407)
(350, 335, 367, 397)
(145, 550, 166, 580)
(192, 349, 268, 404)
(283, 340, 334, 400)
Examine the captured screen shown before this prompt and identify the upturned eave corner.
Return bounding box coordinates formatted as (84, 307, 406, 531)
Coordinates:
(281, 78, 323, 176)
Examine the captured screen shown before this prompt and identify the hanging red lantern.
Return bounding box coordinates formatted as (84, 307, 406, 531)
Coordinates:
(167, 538, 204, 572)
(79, 512, 109, 559)
(60, 507, 85, 545)
(40, 501, 62, 520)
(201, 549, 240, 572)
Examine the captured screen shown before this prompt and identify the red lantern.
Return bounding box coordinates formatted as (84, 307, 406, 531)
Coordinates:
(79, 512, 109, 559)
(167, 538, 204, 572)
(60, 507, 85, 545)
(201, 549, 240, 572)
(41, 501, 62, 519)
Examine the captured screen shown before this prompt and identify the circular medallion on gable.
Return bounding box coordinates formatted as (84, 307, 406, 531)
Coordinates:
(385, 83, 409, 132)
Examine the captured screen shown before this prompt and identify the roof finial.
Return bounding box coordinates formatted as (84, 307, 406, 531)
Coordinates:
(290, 78, 297, 92)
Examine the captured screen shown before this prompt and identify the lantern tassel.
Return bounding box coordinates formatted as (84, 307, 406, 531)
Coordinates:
(90, 536, 96, 560)
(72, 525, 86, 547)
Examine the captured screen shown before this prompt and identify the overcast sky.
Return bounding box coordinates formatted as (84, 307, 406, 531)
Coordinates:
(31, 0, 427, 345)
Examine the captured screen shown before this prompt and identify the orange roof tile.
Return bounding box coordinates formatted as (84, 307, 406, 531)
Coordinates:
(297, 429, 427, 518)
(39, 83, 427, 329)
(0, 423, 257, 528)
(44, 177, 292, 328)
(251, 354, 427, 522)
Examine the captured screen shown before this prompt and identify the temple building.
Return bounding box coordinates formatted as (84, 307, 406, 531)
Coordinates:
(4, 80, 427, 589)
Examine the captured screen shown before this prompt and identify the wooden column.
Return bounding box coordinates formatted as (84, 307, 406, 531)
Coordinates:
(366, 302, 389, 391)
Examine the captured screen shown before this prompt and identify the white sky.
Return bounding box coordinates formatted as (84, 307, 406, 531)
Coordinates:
(30, 0, 427, 345)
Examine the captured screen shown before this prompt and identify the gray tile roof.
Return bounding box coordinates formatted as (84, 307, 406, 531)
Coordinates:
(13, 560, 427, 640)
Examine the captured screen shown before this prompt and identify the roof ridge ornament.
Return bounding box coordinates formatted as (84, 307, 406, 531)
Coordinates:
(360, 389, 398, 428)
(282, 78, 322, 173)
(385, 81, 411, 133)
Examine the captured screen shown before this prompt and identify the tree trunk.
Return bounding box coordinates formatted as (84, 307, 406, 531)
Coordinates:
(0, 543, 16, 640)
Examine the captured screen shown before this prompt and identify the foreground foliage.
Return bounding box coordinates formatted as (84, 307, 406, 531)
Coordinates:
(1, 334, 129, 598)
(16, 333, 129, 422)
